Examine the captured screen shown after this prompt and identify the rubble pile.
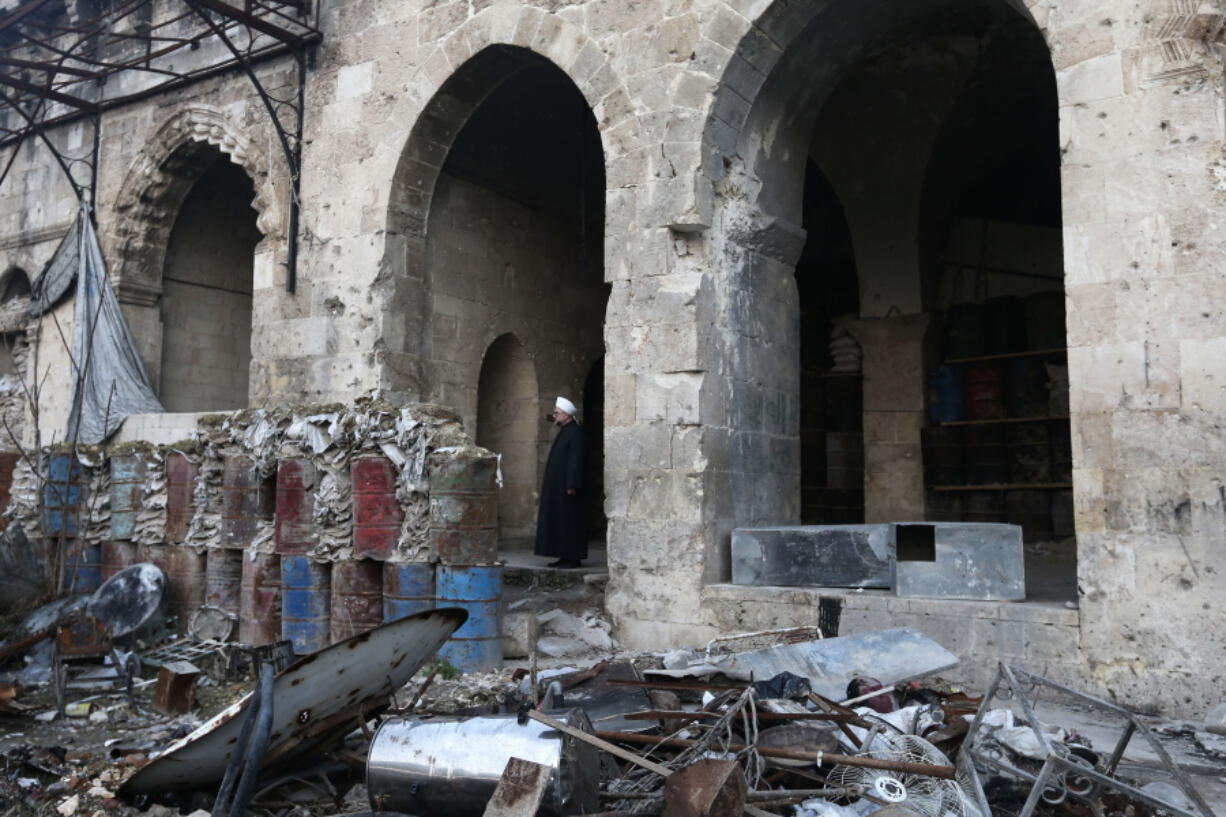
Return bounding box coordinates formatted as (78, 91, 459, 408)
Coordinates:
(1, 575, 1222, 817)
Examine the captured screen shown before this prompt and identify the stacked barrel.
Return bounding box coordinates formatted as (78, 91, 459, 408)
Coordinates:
(429, 450, 501, 672)
(78, 437, 504, 672)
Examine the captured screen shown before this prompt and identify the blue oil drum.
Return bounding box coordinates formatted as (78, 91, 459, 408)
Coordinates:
(281, 555, 332, 654)
(435, 564, 502, 673)
(383, 562, 435, 622)
(44, 454, 83, 537)
(110, 455, 145, 541)
(63, 541, 102, 593)
(926, 365, 966, 425)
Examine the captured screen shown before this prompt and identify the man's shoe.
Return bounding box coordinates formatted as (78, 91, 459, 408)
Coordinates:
(547, 559, 566, 567)
(557, 559, 582, 569)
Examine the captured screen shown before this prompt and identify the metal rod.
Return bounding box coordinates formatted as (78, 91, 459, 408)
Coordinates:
(593, 731, 958, 780)
(1106, 719, 1136, 774)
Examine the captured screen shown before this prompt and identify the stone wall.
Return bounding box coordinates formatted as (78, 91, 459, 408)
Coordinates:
(0, 0, 1223, 714)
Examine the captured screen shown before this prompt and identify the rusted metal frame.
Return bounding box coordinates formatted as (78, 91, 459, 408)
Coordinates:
(187, 0, 311, 47)
(0, 37, 306, 150)
(0, 55, 100, 78)
(608, 678, 749, 692)
(188, 0, 307, 291)
(0, 0, 59, 36)
(0, 89, 89, 200)
(807, 693, 865, 750)
(965, 664, 1217, 817)
(0, 68, 95, 110)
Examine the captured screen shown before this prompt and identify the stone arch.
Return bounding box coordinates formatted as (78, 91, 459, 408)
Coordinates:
(692, 0, 1050, 232)
(106, 106, 276, 303)
(379, 23, 621, 404)
(476, 332, 540, 546)
(382, 6, 633, 282)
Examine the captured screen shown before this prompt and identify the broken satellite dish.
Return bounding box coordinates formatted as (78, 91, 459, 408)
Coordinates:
(86, 563, 165, 639)
(120, 606, 467, 796)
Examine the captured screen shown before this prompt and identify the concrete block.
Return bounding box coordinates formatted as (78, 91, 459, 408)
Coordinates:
(894, 522, 1025, 602)
(731, 524, 893, 588)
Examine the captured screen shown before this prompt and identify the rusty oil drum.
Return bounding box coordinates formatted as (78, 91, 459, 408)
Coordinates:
(204, 547, 243, 617)
(110, 454, 145, 541)
(383, 562, 434, 622)
(240, 552, 282, 646)
(428, 451, 498, 565)
(275, 458, 316, 554)
(351, 456, 402, 560)
(435, 564, 502, 672)
(165, 452, 197, 545)
(221, 455, 274, 549)
(330, 559, 383, 642)
(281, 555, 331, 654)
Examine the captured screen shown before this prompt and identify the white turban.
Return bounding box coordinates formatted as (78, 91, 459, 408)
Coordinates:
(555, 396, 578, 417)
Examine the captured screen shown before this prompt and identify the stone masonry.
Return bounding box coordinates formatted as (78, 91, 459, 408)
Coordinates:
(0, 0, 1224, 716)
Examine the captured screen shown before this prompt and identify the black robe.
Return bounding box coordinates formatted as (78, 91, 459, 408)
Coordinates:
(534, 421, 587, 559)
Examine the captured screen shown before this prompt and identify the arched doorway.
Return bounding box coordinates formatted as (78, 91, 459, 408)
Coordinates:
(712, 0, 1071, 594)
(476, 334, 539, 548)
(402, 46, 609, 560)
(159, 150, 260, 412)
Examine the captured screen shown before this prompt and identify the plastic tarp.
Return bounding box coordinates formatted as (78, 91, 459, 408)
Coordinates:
(31, 206, 163, 443)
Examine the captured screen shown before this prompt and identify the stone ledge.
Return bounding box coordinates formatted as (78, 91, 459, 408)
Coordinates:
(702, 583, 1079, 627)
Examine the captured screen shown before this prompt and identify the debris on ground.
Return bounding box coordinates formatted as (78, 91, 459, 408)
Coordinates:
(2, 581, 1223, 817)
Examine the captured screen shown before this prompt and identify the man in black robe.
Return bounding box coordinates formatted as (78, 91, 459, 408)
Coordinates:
(535, 396, 586, 568)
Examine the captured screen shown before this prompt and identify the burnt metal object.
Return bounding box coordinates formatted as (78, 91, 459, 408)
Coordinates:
(152, 660, 202, 716)
(367, 708, 601, 817)
(0, 0, 320, 291)
(483, 758, 554, 817)
(661, 759, 746, 817)
(52, 614, 138, 716)
(962, 663, 1217, 817)
(120, 607, 467, 797)
(86, 563, 165, 639)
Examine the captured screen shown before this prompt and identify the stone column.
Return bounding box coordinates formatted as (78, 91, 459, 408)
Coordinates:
(1050, 0, 1226, 711)
(847, 314, 930, 523)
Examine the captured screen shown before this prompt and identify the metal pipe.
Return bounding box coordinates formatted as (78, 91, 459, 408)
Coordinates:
(592, 731, 958, 780)
(227, 663, 276, 817)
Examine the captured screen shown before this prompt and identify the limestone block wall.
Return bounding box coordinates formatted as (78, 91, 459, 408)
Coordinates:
(1048, 2, 1226, 711)
(0, 0, 1223, 715)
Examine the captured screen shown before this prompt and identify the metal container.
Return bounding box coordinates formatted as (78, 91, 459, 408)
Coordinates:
(383, 562, 434, 622)
(110, 454, 145, 541)
(281, 555, 331, 654)
(367, 710, 600, 817)
(165, 546, 206, 634)
(165, 452, 197, 545)
(352, 457, 402, 560)
(101, 540, 138, 581)
(44, 453, 84, 538)
(62, 541, 101, 593)
(222, 455, 274, 549)
(204, 547, 243, 616)
(428, 452, 498, 564)
(240, 552, 282, 646)
(275, 458, 316, 554)
(435, 564, 501, 672)
(330, 559, 383, 642)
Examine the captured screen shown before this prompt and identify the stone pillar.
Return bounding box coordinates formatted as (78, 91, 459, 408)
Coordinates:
(848, 314, 930, 523)
(1051, 1, 1226, 712)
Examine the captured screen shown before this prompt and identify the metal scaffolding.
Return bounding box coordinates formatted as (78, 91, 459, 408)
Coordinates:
(0, 0, 322, 291)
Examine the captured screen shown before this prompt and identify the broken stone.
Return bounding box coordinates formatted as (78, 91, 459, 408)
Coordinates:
(56, 795, 79, 817)
(88, 709, 108, 724)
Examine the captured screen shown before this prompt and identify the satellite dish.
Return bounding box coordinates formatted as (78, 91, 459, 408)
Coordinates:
(86, 563, 165, 638)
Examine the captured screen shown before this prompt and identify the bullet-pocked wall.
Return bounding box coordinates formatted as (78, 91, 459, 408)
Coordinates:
(386, 46, 608, 554)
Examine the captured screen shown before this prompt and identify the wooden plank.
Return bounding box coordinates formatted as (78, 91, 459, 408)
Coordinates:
(526, 710, 674, 778)
(483, 757, 552, 817)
